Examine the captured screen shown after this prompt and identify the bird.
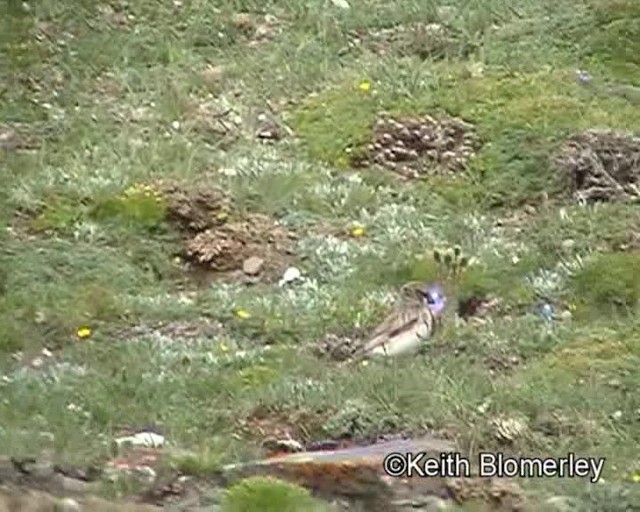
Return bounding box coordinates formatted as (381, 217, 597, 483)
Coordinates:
(346, 282, 447, 364)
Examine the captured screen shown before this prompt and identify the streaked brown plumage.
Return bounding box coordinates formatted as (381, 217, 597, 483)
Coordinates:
(346, 282, 444, 364)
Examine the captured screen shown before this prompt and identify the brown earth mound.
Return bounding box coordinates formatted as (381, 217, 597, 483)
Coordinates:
(162, 183, 297, 281)
(554, 129, 640, 202)
(354, 113, 481, 179)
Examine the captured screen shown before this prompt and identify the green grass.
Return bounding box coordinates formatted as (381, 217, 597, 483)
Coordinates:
(222, 476, 333, 512)
(2, 0, 640, 509)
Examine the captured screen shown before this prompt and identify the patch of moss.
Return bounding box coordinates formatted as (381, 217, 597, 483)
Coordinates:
(222, 476, 329, 512)
(548, 336, 638, 374)
(236, 365, 280, 388)
(569, 252, 640, 316)
(289, 83, 384, 168)
(90, 189, 167, 231)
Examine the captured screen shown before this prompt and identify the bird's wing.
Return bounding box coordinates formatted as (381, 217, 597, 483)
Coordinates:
(356, 303, 423, 355)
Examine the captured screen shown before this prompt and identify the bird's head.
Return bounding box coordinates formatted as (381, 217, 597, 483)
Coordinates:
(419, 284, 447, 316)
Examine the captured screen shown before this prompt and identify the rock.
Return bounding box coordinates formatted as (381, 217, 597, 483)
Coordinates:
(559, 310, 573, 321)
(261, 437, 304, 454)
(114, 431, 165, 449)
(278, 266, 302, 286)
(242, 256, 264, 276)
(56, 497, 81, 512)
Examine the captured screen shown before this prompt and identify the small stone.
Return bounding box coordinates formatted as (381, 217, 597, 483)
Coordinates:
(261, 437, 304, 453)
(55, 498, 81, 512)
(559, 310, 573, 321)
(242, 256, 264, 276)
(279, 266, 302, 286)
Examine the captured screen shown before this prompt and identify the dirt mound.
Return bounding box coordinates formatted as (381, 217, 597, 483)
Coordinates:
(354, 113, 481, 179)
(162, 183, 297, 280)
(163, 183, 231, 233)
(184, 213, 295, 273)
(554, 129, 640, 202)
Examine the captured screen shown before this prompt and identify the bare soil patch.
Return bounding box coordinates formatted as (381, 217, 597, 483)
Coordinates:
(353, 113, 481, 179)
(162, 183, 297, 283)
(554, 129, 640, 203)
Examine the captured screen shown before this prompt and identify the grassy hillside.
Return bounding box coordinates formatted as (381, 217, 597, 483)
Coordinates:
(1, 0, 639, 510)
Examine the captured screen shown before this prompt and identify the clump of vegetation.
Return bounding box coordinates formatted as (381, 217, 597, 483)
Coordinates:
(289, 81, 384, 168)
(433, 245, 471, 281)
(27, 195, 88, 234)
(90, 183, 167, 231)
(569, 252, 640, 316)
(222, 476, 330, 512)
(322, 398, 401, 440)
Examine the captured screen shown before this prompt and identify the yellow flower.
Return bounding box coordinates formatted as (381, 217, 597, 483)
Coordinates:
(219, 342, 230, 353)
(358, 80, 371, 92)
(361, 360, 369, 367)
(76, 326, 92, 339)
(351, 226, 366, 238)
(234, 309, 251, 320)
(631, 470, 640, 483)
